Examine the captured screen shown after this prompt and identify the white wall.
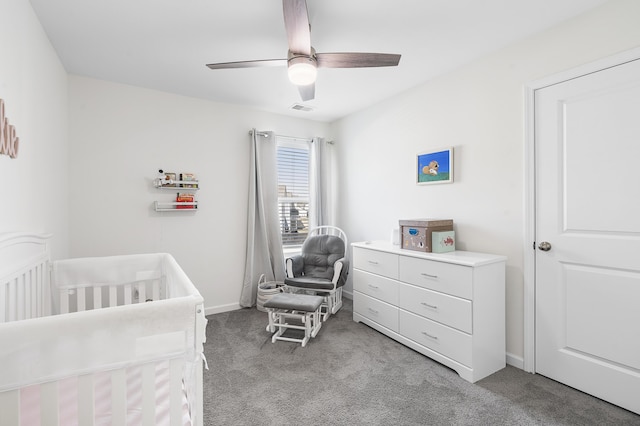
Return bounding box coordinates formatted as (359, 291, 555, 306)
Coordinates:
(68, 76, 330, 314)
(331, 0, 640, 363)
(0, 0, 69, 260)
(5, 0, 639, 367)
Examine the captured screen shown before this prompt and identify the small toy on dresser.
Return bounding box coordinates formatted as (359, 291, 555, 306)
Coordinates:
(399, 219, 453, 252)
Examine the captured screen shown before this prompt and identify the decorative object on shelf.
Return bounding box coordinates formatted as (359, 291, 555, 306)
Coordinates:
(432, 230, 456, 253)
(180, 173, 197, 188)
(0, 98, 20, 159)
(416, 147, 453, 185)
(163, 172, 177, 187)
(399, 219, 453, 253)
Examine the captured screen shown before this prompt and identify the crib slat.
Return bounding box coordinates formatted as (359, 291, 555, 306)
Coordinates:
(170, 358, 183, 425)
(7, 278, 16, 321)
(30, 269, 38, 318)
(109, 285, 117, 308)
(111, 369, 127, 426)
(41, 382, 60, 426)
(0, 389, 20, 425)
(24, 272, 32, 319)
(40, 263, 51, 317)
(141, 363, 156, 426)
(1, 280, 6, 322)
(60, 290, 69, 314)
(17, 274, 25, 321)
(77, 287, 86, 312)
(78, 374, 95, 425)
(94, 286, 103, 309)
(152, 281, 160, 301)
(138, 283, 146, 303)
(124, 284, 132, 305)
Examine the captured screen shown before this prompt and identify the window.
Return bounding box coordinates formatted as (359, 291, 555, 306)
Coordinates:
(277, 138, 310, 246)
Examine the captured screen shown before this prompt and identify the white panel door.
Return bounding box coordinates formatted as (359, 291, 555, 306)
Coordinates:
(535, 58, 640, 414)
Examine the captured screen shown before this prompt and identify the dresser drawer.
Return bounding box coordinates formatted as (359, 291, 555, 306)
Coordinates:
(399, 310, 472, 367)
(353, 269, 399, 305)
(354, 291, 398, 332)
(353, 247, 399, 279)
(398, 283, 472, 334)
(399, 256, 472, 299)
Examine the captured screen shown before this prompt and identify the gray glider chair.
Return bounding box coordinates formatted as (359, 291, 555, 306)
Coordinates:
(284, 226, 349, 321)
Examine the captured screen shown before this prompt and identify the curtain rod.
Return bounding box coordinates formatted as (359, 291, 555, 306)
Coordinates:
(249, 130, 334, 144)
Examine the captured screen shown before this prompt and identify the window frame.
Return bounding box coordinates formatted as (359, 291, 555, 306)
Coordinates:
(276, 137, 311, 248)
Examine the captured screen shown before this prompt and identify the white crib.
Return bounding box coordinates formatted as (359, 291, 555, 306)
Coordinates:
(0, 233, 207, 426)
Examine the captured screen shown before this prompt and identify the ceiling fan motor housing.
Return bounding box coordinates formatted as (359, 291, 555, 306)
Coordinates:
(287, 50, 317, 86)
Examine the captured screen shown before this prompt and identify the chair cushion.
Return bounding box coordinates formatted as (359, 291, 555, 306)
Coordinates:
(263, 292, 324, 312)
(300, 235, 345, 280)
(284, 276, 334, 291)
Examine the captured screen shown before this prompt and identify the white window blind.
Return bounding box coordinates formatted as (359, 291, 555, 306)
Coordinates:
(277, 138, 310, 246)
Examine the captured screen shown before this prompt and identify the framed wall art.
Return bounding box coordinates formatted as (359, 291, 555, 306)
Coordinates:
(416, 147, 453, 185)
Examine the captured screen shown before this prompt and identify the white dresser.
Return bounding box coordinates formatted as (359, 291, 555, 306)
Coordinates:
(352, 240, 506, 383)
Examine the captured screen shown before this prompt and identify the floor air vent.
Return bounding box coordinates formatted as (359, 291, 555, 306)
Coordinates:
(291, 104, 313, 112)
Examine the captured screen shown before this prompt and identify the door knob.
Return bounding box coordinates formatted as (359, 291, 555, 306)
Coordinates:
(538, 241, 552, 251)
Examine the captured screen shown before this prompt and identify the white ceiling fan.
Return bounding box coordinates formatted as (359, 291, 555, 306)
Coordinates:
(206, 0, 401, 101)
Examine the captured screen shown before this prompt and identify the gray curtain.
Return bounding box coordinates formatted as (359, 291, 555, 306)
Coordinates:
(309, 137, 334, 228)
(240, 130, 285, 308)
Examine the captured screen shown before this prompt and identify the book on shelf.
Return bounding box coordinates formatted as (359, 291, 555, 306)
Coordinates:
(180, 173, 197, 188)
(176, 193, 196, 209)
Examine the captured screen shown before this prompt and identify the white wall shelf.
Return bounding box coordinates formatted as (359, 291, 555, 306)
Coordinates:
(154, 201, 198, 212)
(153, 172, 199, 212)
(153, 178, 200, 190)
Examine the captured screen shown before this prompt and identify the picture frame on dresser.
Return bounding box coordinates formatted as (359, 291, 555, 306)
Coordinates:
(416, 147, 453, 185)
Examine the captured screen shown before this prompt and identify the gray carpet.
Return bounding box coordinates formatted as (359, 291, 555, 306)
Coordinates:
(203, 299, 640, 425)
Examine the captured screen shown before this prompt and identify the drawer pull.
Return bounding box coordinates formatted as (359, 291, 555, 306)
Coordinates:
(420, 302, 438, 309)
(368, 284, 379, 289)
(368, 307, 379, 314)
(368, 260, 379, 265)
(420, 273, 438, 279)
(421, 331, 438, 340)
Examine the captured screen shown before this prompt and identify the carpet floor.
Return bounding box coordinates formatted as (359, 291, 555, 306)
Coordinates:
(203, 298, 640, 425)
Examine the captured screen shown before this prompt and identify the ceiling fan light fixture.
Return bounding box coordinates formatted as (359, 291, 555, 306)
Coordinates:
(287, 56, 317, 86)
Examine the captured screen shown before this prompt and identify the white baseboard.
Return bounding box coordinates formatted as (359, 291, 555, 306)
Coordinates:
(506, 352, 524, 370)
(204, 302, 241, 316)
(343, 289, 353, 300)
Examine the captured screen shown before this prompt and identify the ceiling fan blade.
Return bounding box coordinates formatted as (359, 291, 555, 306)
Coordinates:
(206, 59, 287, 70)
(283, 0, 311, 55)
(316, 53, 401, 68)
(297, 83, 315, 101)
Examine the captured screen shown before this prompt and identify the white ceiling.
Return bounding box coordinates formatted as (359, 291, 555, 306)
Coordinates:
(29, 0, 608, 122)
